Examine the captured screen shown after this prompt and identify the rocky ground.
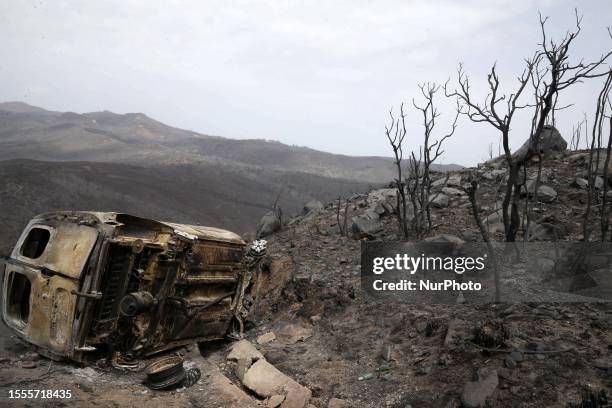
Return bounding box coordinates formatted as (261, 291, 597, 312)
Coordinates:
(1, 148, 612, 407)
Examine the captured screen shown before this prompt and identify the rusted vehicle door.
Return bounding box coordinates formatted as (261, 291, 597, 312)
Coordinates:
(3, 220, 98, 358)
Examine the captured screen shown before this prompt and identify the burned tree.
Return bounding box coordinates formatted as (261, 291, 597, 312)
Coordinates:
(385, 84, 457, 240)
(408, 83, 458, 239)
(446, 10, 612, 242)
(385, 103, 410, 239)
(444, 58, 535, 242)
(584, 70, 612, 242)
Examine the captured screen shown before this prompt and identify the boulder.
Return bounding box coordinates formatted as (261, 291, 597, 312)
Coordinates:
(524, 181, 557, 203)
(432, 174, 461, 188)
(574, 177, 589, 189)
(242, 360, 311, 407)
(513, 125, 567, 161)
(534, 185, 557, 202)
(461, 368, 499, 408)
(227, 340, 265, 364)
(430, 193, 449, 208)
(268, 395, 285, 408)
(482, 169, 506, 180)
(368, 188, 397, 215)
(568, 152, 589, 164)
(257, 210, 281, 238)
(368, 188, 396, 202)
(363, 209, 380, 220)
(447, 174, 463, 187)
(442, 187, 464, 196)
(595, 176, 605, 190)
(242, 360, 292, 397)
(431, 177, 447, 188)
(351, 215, 383, 239)
(302, 200, 323, 215)
(282, 383, 312, 408)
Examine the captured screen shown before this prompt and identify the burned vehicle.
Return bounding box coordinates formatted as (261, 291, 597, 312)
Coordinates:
(2, 212, 264, 362)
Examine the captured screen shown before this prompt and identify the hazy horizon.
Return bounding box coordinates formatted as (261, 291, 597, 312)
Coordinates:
(2, 1, 612, 166)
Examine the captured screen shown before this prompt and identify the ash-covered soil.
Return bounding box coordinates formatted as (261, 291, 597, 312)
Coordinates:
(1, 149, 611, 407)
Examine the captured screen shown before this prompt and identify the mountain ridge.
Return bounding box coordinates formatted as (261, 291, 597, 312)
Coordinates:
(0, 101, 461, 254)
(0, 102, 462, 181)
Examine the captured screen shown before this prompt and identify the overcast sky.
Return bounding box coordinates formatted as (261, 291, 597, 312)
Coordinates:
(2, 0, 611, 165)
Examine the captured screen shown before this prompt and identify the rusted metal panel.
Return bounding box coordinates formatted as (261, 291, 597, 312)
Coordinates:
(3, 263, 78, 356)
(2, 211, 258, 363)
(11, 221, 98, 279)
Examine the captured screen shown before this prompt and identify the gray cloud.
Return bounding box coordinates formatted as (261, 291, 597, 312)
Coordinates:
(1, 0, 611, 165)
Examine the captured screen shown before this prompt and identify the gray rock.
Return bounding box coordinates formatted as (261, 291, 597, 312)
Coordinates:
(430, 193, 449, 208)
(595, 176, 605, 190)
(447, 174, 462, 187)
(461, 368, 498, 408)
(482, 169, 506, 180)
(568, 152, 589, 164)
(368, 188, 396, 202)
(432, 174, 461, 188)
(504, 355, 516, 369)
(351, 216, 383, 238)
(363, 209, 380, 220)
(432, 177, 447, 188)
(525, 182, 557, 203)
(257, 211, 282, 238)
(302, 200, 323, 215)
(513, 125, 567, 161)
(574, 177, 589, 189)
(441, 187, 464, 196)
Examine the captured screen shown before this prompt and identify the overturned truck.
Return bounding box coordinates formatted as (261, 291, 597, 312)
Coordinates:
(2, 212, 263, 362)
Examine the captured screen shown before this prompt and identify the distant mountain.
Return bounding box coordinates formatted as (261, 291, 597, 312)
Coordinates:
(0, 102, 462, 253)
(0, 102, 462, 181)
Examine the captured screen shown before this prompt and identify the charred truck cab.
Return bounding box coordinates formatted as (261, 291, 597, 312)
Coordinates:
(2, 212, 262, 362)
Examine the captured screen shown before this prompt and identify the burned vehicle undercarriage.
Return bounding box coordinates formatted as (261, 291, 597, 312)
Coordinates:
(2, 211, 264, 364)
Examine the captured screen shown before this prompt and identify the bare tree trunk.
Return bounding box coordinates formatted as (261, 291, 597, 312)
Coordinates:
(467, 179, 501, 302)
